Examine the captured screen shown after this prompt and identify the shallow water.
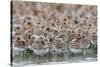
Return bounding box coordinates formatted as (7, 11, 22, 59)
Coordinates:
(12, 48, 97, 67)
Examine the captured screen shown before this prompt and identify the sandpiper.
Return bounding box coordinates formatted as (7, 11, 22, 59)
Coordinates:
(22, 29, 32, 43)
(90, 31, 97, 48)
(22, 17, 34, 33)
(28, 35, 49, 56)
(69, 39, 83, 54)
(13, 35, 27, 55)
(12, 25, 22, 39)
(53, 38, 66, 55)
(28, 35, 39, 50)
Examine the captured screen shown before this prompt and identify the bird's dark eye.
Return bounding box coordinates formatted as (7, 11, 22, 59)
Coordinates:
(16, 26, 20, 30)
(49, 39, 53, 42)
(41, 41, 44, 45)
(63, 22, 66, 25)
(52, 23, 55, 26)
(46, 28, 50, 31)
(27, 22, 31, 25)
(74, 19, 79, 24)
(16, 37, 21, 40)
(37, 22, 40, 24)
(89, 24, 91, 27)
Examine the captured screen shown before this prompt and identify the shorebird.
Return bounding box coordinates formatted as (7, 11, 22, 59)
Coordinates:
(22, 29, 32, 43)
(22, 18, 34, 33)
(69, 39, 83, 54)
(80, 38, 91, 54)
(13, 35, 27, 55)
(12, 25, 22, 38)
(90, 31, 97, 48)
(28, 35, 49, 56)
(28, 35, 39, 50)
(53, 38, 66, 55)
(66, 29, 76, 42)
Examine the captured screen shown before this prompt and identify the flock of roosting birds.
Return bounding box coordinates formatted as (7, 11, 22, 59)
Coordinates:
(12, 1, 97, 56)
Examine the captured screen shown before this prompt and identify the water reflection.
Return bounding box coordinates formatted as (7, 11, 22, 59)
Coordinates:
(12, 48, 97, 66)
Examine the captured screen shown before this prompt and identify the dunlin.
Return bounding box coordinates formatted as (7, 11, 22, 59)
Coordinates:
(54, 38, 66, 55)
(80, 38, 91, 54)
(69, 39, 83, 54)
(12, 25, 22, 37)
(28, 35, 49, 55)
(13, 35, 27, 55)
